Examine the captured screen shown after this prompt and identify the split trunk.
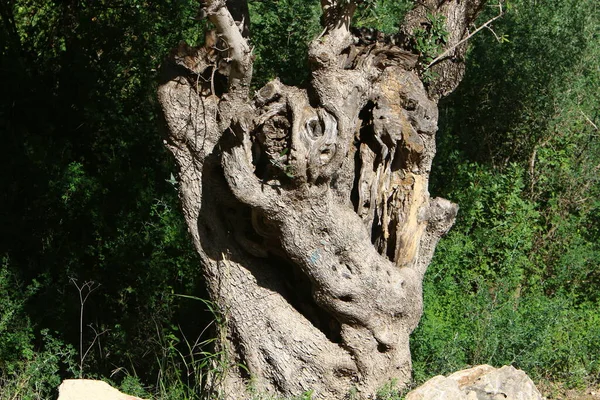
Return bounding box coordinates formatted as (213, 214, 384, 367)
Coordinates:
(158, 0, 485, 398)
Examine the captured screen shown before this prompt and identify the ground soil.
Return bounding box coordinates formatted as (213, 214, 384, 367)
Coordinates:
(538, 381, 600, 400)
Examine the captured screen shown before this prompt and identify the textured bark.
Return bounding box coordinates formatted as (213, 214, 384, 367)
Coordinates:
(158, 0, 484, 398)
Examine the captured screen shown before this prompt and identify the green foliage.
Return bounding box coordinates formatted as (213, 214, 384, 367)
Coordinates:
(413, 164, 537, 377)
(0, 259, 76, 396)
(0, 328, 76, 400)
(440, 0, 598, 165)
(0, 256, 37, 373)
(118, 375, 152, 399)
(414, 0, 600, 388)
(0, 0, 209, 392)
(412, 12, 449, 82)
(413, 13, 448, 63)
(147, 296, 227, 400)
(353, 0, 412, 33)
(374, 379, 406, 400)
(248, 0, 321, 87)
(413, 163, 600, 387)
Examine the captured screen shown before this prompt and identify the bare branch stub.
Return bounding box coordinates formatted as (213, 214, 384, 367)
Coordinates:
(320, 0, 356, 32)
(201, 0, 253, 98)
(224, 0, 250, 37)
(310, 0, 358, 64)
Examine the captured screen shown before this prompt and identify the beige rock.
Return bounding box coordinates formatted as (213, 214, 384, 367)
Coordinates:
(448, 364, 497, 387)
(463, 365, 544, 400)
(58, 379, 146, 400)
(405, 375, 466, 400)
(406, 365, 545, 400)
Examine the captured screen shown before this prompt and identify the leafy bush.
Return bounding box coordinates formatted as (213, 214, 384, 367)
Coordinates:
(413, 0, 600, 388)
(413, 163, 600, 387)
(248, 0, 321, 87)
(0, 256, 37, 374)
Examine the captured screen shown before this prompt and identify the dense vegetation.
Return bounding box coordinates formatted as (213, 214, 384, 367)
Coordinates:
(414, 0, 600, 389)
(0, 0, 598, 398)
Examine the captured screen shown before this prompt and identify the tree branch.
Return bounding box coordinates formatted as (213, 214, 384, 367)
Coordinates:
(310, 0, 357, 62)
(425, 2, 504, 70)
(203, 0, 253, 98)
(580, 109, 599, 131)
(320, 0, 355, 30)
(401, 0, 488, 99)
(225, 0, 250, 37)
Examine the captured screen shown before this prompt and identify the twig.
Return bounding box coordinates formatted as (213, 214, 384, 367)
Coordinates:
(484, 24, 502, 42)
(580, 109, 599, 131)
(70, 278, 101, 377)
(80, 324, 109, 368)
(425, 2, 504, 70)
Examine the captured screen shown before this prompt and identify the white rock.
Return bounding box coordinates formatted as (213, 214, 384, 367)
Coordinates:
(405, 375, 466, 399)
(405, 365, 545, 400)
(58, 379, 146, 400)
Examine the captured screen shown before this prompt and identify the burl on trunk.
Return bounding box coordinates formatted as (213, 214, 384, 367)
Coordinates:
(158, 0, 485, 398)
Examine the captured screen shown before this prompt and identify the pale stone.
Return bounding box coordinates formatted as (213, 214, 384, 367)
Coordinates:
(447, 364, 497, 387)
(405, 365, 545, 400)
(462, 365, 544, 400)
(405, 375, 466, 400)
(58, 379, 146, 400)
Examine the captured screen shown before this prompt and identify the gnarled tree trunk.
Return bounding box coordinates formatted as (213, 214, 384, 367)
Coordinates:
(158, 0, 485, 398)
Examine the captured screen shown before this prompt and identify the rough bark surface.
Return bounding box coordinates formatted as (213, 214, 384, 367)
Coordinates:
(158, 1, 485, 398)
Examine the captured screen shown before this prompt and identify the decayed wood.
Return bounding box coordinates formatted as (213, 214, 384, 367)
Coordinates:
(158, 0, 484, 398)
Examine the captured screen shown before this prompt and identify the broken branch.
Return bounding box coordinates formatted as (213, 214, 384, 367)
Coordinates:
(203, 0, 253, 97)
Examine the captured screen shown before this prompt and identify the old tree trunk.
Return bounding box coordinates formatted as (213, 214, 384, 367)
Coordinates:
(158, 0, 485, 398)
